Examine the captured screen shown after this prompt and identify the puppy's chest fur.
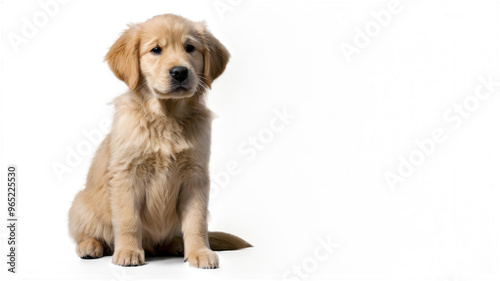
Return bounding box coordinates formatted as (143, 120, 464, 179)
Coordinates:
(112, 93, 211, 241)
(113, 94, 208, 166)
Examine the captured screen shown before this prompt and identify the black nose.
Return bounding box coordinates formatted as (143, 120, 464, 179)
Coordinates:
(169, 66, 188, 82)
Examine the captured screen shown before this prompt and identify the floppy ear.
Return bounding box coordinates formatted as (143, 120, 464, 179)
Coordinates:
(200, 24, 230, 88)
(105, 24, 141, 91)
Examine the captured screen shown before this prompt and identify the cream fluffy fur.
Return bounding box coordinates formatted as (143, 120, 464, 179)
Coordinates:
(68, 14, 250, 268)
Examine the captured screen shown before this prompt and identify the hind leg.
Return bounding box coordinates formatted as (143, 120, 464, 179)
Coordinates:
(69, 188, 114, 260)
(77, 238, 104, 259)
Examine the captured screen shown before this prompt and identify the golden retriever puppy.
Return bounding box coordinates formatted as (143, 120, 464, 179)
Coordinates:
(68, 14, 250, 268)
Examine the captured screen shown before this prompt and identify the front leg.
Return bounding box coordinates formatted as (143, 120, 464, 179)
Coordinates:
(109, 168, 145, 266)
(179, 172, 218, 269)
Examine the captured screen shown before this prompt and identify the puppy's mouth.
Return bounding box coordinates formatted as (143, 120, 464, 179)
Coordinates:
(170, 82, 191, 92)
(153, 83, 193, 97)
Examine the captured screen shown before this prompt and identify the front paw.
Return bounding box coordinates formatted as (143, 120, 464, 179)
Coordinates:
(112, 248, 145, 266)
(185, 248, 219, 269)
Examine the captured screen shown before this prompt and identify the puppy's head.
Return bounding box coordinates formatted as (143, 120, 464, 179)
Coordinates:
(105, 14, 229, 99)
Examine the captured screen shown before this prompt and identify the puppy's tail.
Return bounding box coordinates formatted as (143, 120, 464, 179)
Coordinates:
(209, 231, 252, 251)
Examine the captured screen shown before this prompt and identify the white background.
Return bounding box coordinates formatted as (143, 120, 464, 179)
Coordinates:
(1, 0, 499, 280)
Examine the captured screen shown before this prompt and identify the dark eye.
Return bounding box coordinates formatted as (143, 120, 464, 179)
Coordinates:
(151, 46, 162, 55)
(185, 44, 195, 53)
